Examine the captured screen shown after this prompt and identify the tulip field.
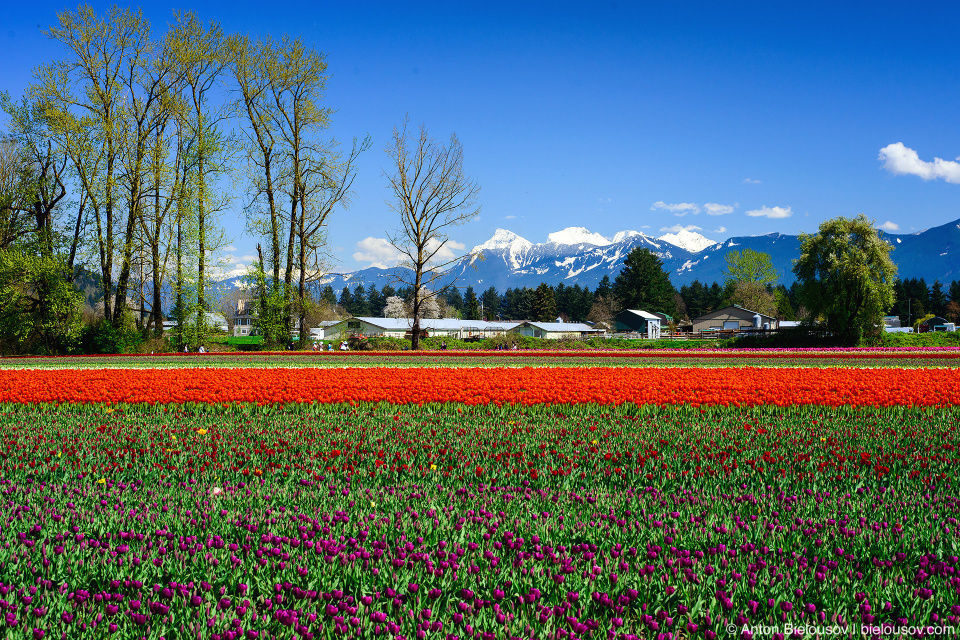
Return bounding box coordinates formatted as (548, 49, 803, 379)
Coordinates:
(1, 354, 959, 639)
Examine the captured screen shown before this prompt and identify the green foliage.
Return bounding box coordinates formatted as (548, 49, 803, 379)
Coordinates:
(612, 248, 675, 314)
(244, 260, 291, 348)
(774, 287, 796, 320)
(793, 214, 897, 346)
(0, 249, 84, 355)
(78, 317, 143, 354)
(723, 248, 779, 285)
(1, 402, 955, 634)
(464, 286, 480, 321)
(881, 329, 960, 347)
(532, 283, 557, 322)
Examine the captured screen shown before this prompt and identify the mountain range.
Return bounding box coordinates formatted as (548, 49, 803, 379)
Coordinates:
(229, 216, 960, 295)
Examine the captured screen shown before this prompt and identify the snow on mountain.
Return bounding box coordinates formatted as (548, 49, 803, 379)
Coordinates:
(220, 217, 960, 299)
(612, 230, 656, 245)
(471, 228, 533, 270)
(657, 229, 717, 253)
(547, 227, 612, 247)
(472, 228, 532, 253)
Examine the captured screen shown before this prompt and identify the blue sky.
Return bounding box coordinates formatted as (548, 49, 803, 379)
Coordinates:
(4, 2, 960, 276)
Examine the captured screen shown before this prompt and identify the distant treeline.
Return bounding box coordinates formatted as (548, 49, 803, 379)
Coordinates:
(324, 275, 960, 326)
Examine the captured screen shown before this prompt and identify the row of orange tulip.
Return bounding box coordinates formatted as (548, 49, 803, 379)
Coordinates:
(2, 366, 958, 406)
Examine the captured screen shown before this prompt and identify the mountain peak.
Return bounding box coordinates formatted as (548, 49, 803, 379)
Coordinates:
(657, 229, 717, 253)
(472, 228, 533, 253)
(547, 227, 611, 246)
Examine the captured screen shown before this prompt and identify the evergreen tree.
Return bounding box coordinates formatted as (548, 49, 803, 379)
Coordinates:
(554, 283, 568, 319)
(949, 280, 960, 303)
(338, 287, 352, 314)
(443, 286, 464, 314)
(930, 280, 947, 317)
(351, 283, 369, 316)
(708, 283, 725, 313)
(464, 286, 480, 320)
(612, 248, 675, 313)
(367, 284, 386, 317)
(532, 283, 558, 322)
(481, 286, 500, 320)
(321, 285, 337, 307)
(594, 275, 613, 300)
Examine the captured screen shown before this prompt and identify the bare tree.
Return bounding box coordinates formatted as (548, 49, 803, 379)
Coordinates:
(385, 116, 480, 350)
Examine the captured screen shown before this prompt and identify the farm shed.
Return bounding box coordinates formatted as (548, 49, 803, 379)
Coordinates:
(691, 305, 778, 333)
(325, 317, 520, 340)
(614, 309, 672, 334)
(510, 321, 605, 340)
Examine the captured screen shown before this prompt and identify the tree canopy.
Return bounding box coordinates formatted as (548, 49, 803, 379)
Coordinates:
(723, 248, 779, 285)
(792, 214, 896, 345)
(612, 248, 675, 314)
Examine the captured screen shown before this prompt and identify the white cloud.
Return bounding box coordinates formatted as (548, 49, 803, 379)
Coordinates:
(742, 178, 762, 184)
(353, 237, 404, 268)
(426, 238, 466, 263)
(651, 201, 700, 216)
(352, 237, 467, 268)
(877, 220, 900, 231)
(223, 245, 237, 252)
(714, 226, 727, 234)
(746, 205, 793, 219)
(879, 142, 960, 183)
(659, 224, 702, 233)
(503, 215, 517, 219)
(704, 202, 736, 215)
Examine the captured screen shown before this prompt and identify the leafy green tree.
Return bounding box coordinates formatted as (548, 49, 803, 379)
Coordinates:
(793, 214, 896, 345)
(723, 248, 779, 285)
(0, 249, 83, 355)
(729, 281, 776, 317)
(612, 248, 675, 313)
(246, 252, 290, 347)
(774, 286, 796, 321)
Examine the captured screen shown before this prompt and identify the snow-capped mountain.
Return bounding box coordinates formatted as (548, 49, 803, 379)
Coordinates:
(223, 217, 960, 296)
(657, 229, 717, 253)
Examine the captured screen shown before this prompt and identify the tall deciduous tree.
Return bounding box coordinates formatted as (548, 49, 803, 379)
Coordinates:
(612, 248, 675, 313)
(723, 248, 779, 285)
(228, 34, 364, 347)
(385, 116, 480, 350)
(36, 6, 154, 326)
(793, 214, 897, 345)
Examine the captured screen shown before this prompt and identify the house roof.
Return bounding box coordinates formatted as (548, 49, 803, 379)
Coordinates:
(521, 321, 603, 332)
(691, 305, 777, 322)
(620, 309, 662, 321)
(344, 317, 522, 331)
